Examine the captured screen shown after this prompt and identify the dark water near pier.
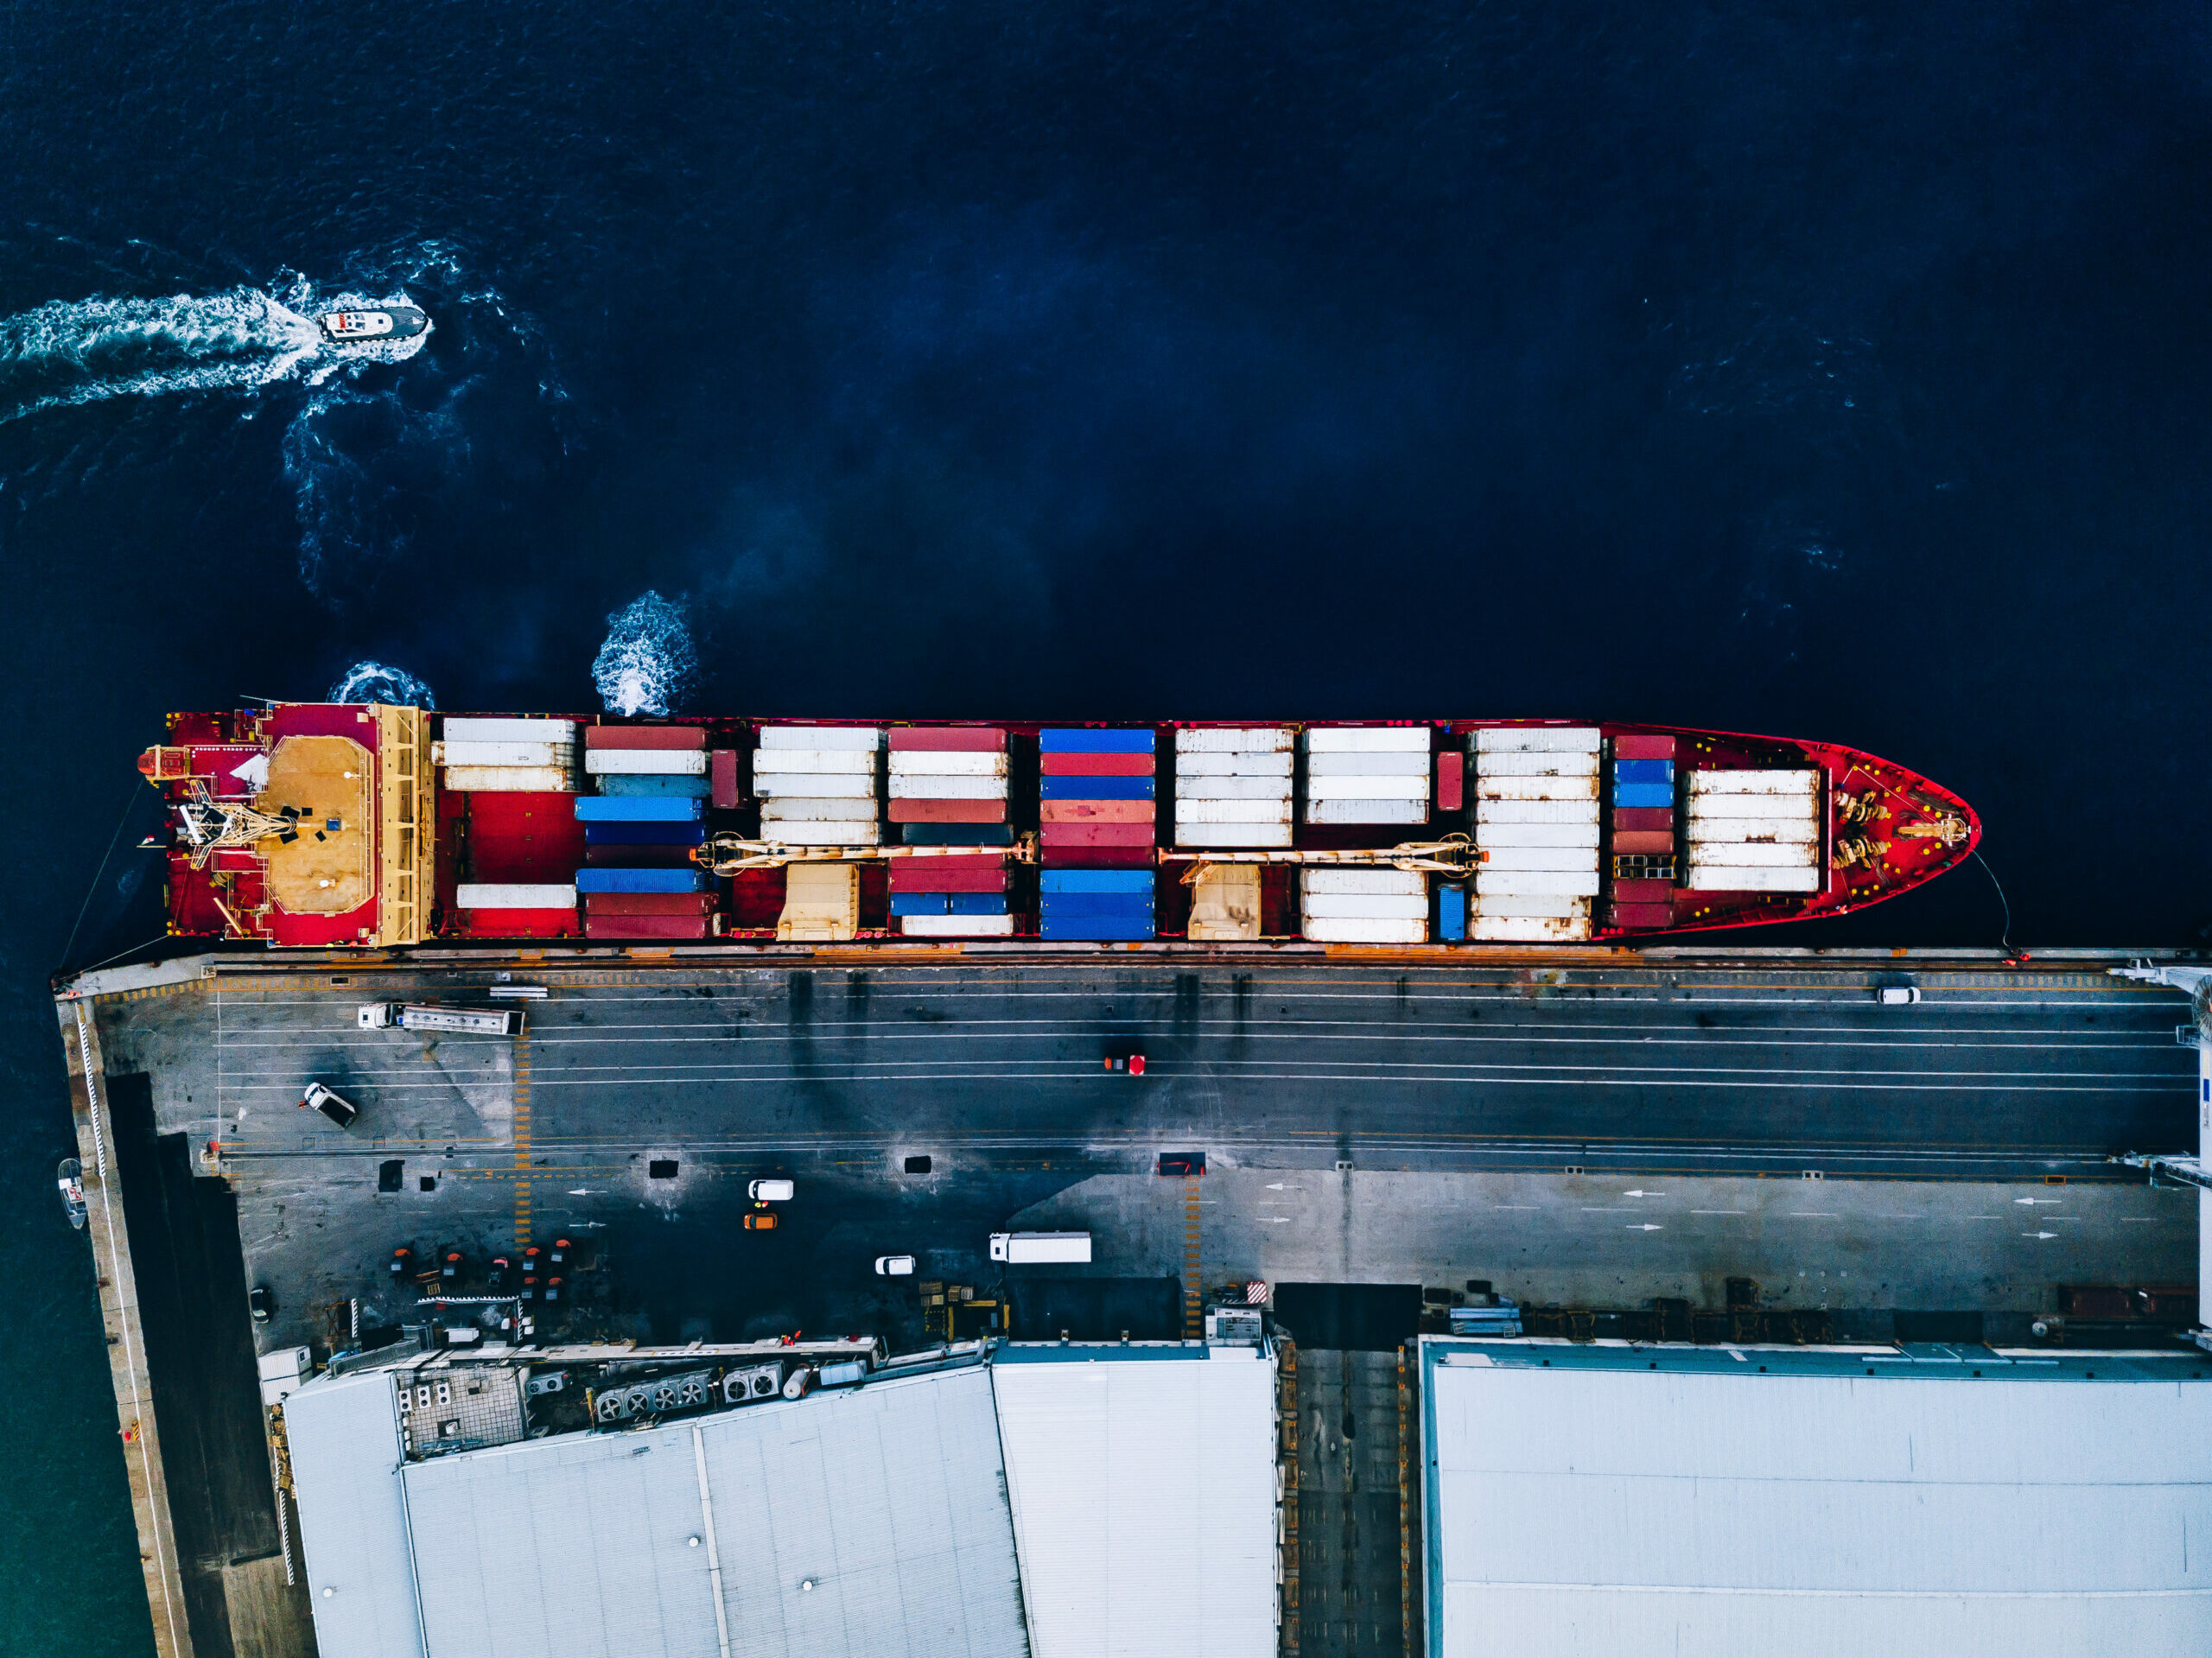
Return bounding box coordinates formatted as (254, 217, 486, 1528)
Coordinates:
(3, 5, 2209, 1647)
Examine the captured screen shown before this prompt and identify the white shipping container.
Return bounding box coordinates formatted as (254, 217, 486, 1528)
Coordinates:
(1173, 751, 1295, 777)
(754, 773, 878, 799)
(442, 765, 579, 793)
(1173, 798, 1294, 824)
(1470, 895, 1591, 919)
(1474, 869, 1604, 898)
(762, 796, 880, 817)
(751, 749, 879, 774)
(1471, 751, 1599, 778)
(1306, 750, 1438, 777)
(1173, 823, 1295, 848)
(1473, 821, 1600, 848)
(1683, 864, 1824, 893)
(1469, 914, 1592, 942)
(1301, 893, 1427, 920)
(1474, 775, 1600, 802)
(1685, 796, 1819, 823)
(435, 740, 575, 769)
(1480, 846, 1601, 873)
(584, 749, 709, 777)
(757, 725, 883, 751)
(455, 883, 577, 910)
(1472, 727, 1602, 753)
(1684, 817, 1819, 844)
(1475, 799, 1602, 825)
(1176, 727, 1294, 753)
(764, 822, 881, 846)
(1175, 776, 1294, 801)
(883, 775, 1007, 800)
(1302, 868, 1427, 897)
(898, 913, 1016, 937)
(442, 717, 579, 744)
(1686, 842, 1818, 868)
(1305, 727, 1433, 753)
(1684, 769, 1821, 796)
(1305, 777, 1431, 802)
(1305, 798, 1430, 825)
(887, 751, 1008, 778)
(1302, 918, 1427, 943)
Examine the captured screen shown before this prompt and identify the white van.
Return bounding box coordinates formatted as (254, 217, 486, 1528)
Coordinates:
(748, 1178, 795, 1203)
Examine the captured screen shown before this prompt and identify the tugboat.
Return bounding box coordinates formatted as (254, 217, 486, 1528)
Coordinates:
(317, 304, 429, 344)
(56, 1158, 86, 1229)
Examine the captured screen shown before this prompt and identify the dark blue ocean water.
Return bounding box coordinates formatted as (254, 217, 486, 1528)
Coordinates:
(3, 5, 2209, 1646)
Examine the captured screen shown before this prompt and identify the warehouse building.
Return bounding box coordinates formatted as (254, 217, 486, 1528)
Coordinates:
(283, 1337, 1281, 1658)
(1419, 1337, 2212, 1656)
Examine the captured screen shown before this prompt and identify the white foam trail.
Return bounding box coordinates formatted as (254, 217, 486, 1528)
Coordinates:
(327, 661, 436, 708)
(0, 284, 429, 424)
(594, 592, 698, 716)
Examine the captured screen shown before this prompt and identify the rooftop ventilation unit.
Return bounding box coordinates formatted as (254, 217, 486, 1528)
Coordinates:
(722, 1363, 784, 1406)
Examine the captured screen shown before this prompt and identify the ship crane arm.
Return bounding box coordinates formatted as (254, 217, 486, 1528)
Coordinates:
(1159, 835, 1484, 880)
(173, 784, 301, 870)
(699, 833, 1040, 875)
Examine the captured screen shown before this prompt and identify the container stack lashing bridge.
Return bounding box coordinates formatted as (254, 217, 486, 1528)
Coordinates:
(696, 832, 1042, 875)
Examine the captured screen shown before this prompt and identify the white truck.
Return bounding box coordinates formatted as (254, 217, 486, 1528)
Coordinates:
(989, 1231, 1092, 1264)
(358, 1002, 524, 1036)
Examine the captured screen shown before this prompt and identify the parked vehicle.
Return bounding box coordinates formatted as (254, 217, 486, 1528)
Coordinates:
(990, 1231, 1091, 1264)
(302, 1082, 358, 1128)
(1103, 1053, 1146, 1075)
(744, 1212, 778, 1230)
(1877, 985, 1922, 1005)
(486, 1255, 511, 1293)
(358, 1001, 524, 1035)
(248, 1285, 273, 1323)
(875, 1255, 916, 1276)
(748, 1178, 795, 1203)
(56, 1158, 86, 1229)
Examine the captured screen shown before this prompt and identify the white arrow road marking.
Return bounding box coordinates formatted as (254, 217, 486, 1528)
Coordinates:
(1627, 1223, 1663, 1232)
(2024, 1230, 2059, 1240)
(1623, 1189, 1663, 1198)
(567, 1188, 606, 1196)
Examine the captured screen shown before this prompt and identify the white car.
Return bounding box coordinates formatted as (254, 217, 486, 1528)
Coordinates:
(1876, 986, 1922, 1006)
(748, 1178, 795, 1203)
(875, 1255, 916, 1276)
(302, 1082, 358, 1128)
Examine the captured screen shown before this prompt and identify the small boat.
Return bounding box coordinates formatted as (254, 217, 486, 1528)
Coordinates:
(57, 1158, 86, 1229)
(318, 305, 429, 343)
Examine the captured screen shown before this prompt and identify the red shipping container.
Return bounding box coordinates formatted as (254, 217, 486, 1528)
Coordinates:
(1040, 845, 1154, 868)
(1040, 752, 1155, 776)
(584, 845, 699, 867)
(1040, 822, 1156, 847)
(1610, 903, 1675, 930)
(448, 908, 579, 939)
(1435, 751, 1464, 812)
(889, 858, 1007, 893)
(1612, 879, 1674, 903)
(583, 892, 715, 915)
(711, 749, 740, 810)
(887, 797, 1008, 823)
(1613, 808, 1675, 832)
(584, 912, 710, 940)
(1039, 799, 1154, 823)
(583, 725, 707, 750)
(888, 727, 1006, 752)
(1612, 830, 1675, 854)
(1612, 734, 1678, 759)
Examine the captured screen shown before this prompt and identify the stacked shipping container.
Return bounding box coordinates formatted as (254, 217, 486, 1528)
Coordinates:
(1039, 728, 1156, 939)
(1610, 734, 1678, 929)
(1299, 867, 1427, 944)
(1173, 727, 1294, 848)
(887, 728, 1014, 937)
(575, 727, 712, 938)
(435, 717, 581, 793)
(753, 727, 883, 845)
(1039, 869, 1155, 942)
(1684, 770, 1825, 892)
(1470, 727, 1602, 942)
(1303, 727, 1433, 825)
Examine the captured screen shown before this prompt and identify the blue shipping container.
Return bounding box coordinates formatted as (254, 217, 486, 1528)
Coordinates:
(1038, 727, 1156, 753)
(1039, 775, 1154, 801)
(1612, 782, 1675, 810)
(1611, 759, 1675, 785)
(1040, 896, 1156, 919)
(1039, 870, 1155, 895)
(597, 773, 714, 798)
(947, 893, 1010, 915)
(575, 796, 704, 823)
(1438, 886, 1467, 942)
(582, 822, 706, 846)
(574, 867, 707, 894)
(888, 893, 951, 917)
(1039, 918, 1156, 941)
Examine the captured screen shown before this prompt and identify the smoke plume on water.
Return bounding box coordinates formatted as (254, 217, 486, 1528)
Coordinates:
(327, 660, 436, 707)
(593, 592, 697, 715)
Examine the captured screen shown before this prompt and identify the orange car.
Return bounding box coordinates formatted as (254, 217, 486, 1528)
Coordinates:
(744, 1212, 778, 1231)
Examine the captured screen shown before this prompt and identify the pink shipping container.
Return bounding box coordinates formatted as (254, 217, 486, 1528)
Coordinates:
(584, 725, 707, 750)
(710, 749, 740, 809)
(1040, 752, 1155, 776)
(888, 727, 1006, 751)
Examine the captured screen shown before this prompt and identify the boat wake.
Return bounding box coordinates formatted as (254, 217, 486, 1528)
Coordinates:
(0, 280, 430, 425)
(594, 592, 697, 715)
(327, 661, 437, 708)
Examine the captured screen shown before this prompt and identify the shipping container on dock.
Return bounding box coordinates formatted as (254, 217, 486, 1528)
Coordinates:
(1609, 734, 1679, 929)
(883, 727, 1015, 934)
(436, 717, 581, 794)
(1683, 769, 1823, 892)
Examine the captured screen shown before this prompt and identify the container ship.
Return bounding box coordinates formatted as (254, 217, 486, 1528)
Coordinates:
(136, 708, 1978, 950)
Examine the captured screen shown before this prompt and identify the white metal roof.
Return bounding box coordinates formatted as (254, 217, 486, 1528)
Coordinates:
(283, 1371, 427, 1658)
(1425, 1345, 2212, 1657)
(991, 1347, 1279, 1658)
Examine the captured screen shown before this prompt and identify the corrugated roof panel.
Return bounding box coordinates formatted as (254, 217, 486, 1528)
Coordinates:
(284, 1374, 427, 1658)
(994, 1350, 1279, 1658)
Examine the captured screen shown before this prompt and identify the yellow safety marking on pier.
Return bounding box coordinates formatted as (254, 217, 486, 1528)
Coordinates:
(1182, 1175, 1203, 1338)
(512, 1028, 533, 1246)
